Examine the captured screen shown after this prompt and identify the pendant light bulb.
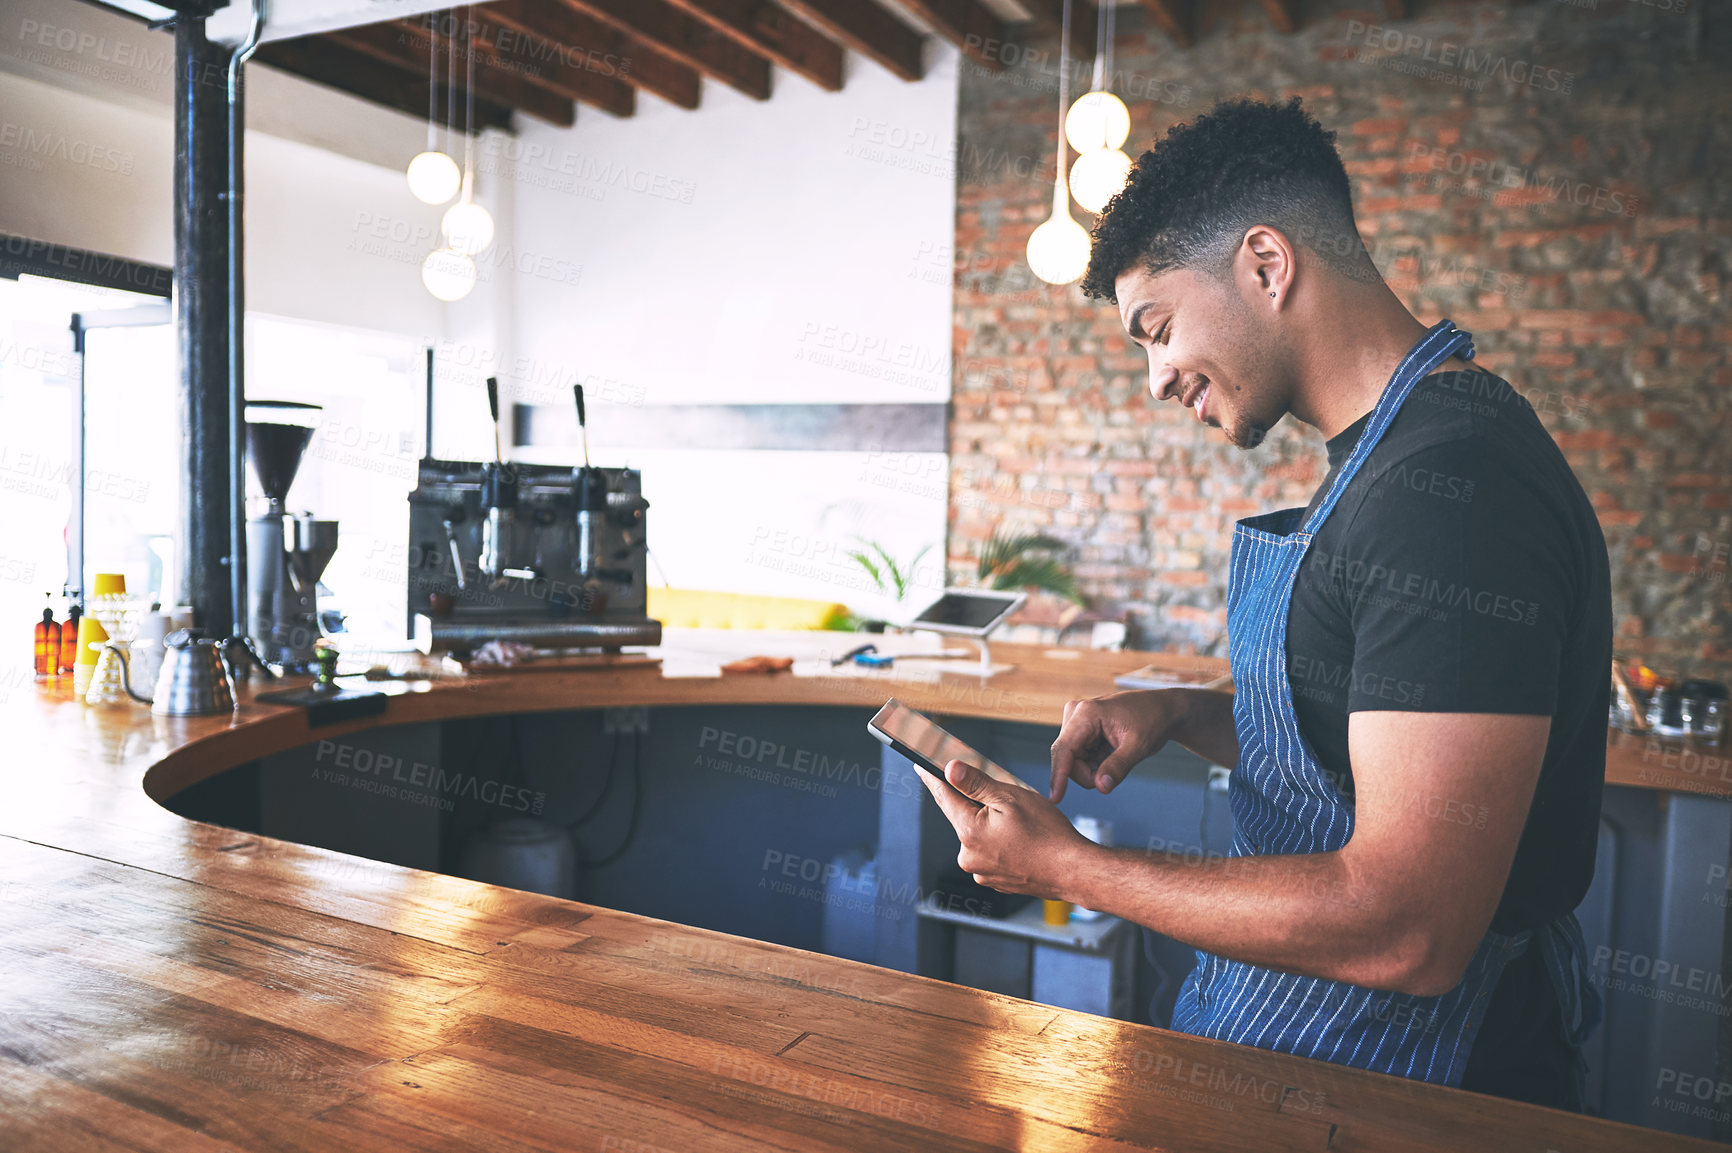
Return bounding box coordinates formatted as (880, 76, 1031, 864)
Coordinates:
(442, 199, 494, 256)
(1065, 90, 1130, 154)
(1027, 183, 1092, 286)
(1069, 147, 1134, 214)
(407, 151, 461, 206)
(422, 248, 477, 301)
(1028, 0, 1090, 287)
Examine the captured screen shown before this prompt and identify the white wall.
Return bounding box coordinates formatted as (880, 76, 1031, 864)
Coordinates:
(504, 47, 959, 408)
(493, 47, 960, 616)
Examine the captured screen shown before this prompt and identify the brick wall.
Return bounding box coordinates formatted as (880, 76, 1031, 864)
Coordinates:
(950, 0, 1731, 683)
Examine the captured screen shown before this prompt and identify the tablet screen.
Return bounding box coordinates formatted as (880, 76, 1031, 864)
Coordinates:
(911, 592, 1019, 631)
(867, 698, 1039, 799)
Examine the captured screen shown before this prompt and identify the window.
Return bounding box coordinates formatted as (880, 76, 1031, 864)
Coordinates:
(0, 273, 426, 667)
(0, 273, 171, 655)
(244, 315, 425, 652)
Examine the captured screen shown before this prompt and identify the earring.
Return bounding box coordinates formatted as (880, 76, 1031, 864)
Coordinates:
(1269, 292, 1276, 298)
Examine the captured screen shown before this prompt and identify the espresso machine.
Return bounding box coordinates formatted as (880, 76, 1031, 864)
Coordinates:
(246, 401, 339, 672)
(405, 380, 661, 653)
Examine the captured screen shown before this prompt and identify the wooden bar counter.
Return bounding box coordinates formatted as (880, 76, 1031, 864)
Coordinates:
(0, 633, 1719, 1152)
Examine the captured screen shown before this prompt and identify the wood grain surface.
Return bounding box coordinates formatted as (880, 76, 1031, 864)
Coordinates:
(0, 632, 1715, 1151)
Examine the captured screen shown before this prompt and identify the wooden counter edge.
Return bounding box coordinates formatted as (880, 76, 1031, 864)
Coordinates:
(136, 647, 1729, 803)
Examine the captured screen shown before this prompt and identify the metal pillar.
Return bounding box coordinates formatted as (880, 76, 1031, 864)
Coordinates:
(174, 15, 233, 632)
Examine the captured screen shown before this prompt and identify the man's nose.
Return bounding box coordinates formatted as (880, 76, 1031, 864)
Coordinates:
(1147, 350, 1180, 401)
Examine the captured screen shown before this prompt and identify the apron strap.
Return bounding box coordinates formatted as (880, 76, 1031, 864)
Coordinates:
(1537, 912, 1603, 1047)
(1300, 320, 1475, 538)
(1536, 912, 1603, 1109)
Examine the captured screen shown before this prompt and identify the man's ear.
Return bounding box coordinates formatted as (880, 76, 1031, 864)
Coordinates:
(1238, 224, 1295, 307)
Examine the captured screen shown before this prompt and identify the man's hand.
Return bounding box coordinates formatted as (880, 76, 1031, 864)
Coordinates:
(1049, 691, 1178, 801)
(1051, 689, 1241, 802)
(916, 759, 1095, 897)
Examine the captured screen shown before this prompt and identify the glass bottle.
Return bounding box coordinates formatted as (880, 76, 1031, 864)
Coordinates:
(58, 605, 81, 675)
(34, 601, 59, 678)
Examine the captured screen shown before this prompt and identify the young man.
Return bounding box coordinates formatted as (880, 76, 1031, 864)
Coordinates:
(917, 98, 1611, 1109)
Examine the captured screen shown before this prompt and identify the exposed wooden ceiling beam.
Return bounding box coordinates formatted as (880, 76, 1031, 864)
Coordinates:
(660, 0, 843, 91)
(438, 12, 636, 117)
(1256, 0, 1299, 33)
(775, 0, 924, 81)
(328, 23, 577, 126)
(254, 39, 516, 133)
(561, 0, 774, 100)
(1017, 0, 1096, 61)
(892, 0, 1006, 71)
(1133, 0, 1192, 47)
(485, 0, 702, 110)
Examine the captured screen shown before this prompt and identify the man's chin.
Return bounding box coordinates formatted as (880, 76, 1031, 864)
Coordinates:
(1228, 421, 1268, 450)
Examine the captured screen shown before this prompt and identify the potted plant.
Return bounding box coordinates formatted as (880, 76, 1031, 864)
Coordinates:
(842, 538, 934, 632)
(976, 528, 1085, 605)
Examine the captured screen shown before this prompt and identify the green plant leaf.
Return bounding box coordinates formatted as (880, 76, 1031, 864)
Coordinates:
(977, 527, 1085, 604)
(845, 547, 885, 593)
(845, 537, 938, 602)
(894, 544, 932, 601)
(977, 529, 1070, 579)
(990, 559, 1077, 599)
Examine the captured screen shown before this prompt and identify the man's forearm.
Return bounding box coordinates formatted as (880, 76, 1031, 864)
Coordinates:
(1165, 688, 1239, 768)
(1058, 841, 1427, 994)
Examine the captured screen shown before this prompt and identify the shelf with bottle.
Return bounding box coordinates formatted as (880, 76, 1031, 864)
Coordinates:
(1611, 656, 1727, 748)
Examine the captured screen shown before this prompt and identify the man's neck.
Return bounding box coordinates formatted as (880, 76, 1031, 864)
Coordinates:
(1286, 291, 1443, 441)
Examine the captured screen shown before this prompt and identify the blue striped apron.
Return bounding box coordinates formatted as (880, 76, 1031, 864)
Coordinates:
(1170, 319, 1601, 1091)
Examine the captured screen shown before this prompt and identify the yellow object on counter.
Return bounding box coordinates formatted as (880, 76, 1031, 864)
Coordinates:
(71, 616, 109, 697)
(90, 573, 126, 597)
(1042, 899, 1073, 926)
(74, 616, 109, 665)
(647, 587, 851, 631)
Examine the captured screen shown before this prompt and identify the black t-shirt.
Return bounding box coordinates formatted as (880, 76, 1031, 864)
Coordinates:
(1282, 367, 1611, 1107)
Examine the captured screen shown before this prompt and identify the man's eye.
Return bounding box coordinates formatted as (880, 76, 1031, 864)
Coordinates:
(1156, 321, 1171, 345)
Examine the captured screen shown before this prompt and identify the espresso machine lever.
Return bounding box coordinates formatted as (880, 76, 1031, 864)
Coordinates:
(573, 384, 611, 580)
(442, 515, 468, 591)
(478, 376, 522, 584)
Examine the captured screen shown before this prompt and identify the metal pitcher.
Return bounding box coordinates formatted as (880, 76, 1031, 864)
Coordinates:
(117, 629, 237, 717)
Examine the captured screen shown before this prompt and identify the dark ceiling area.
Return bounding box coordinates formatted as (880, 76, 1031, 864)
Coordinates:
(250, 0, 1312, 132)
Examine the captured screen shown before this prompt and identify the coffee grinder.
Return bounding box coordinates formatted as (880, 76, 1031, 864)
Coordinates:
(245, 401, 339, 672)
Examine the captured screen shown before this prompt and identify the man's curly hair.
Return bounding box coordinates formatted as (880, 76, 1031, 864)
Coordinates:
(1080, 97, 1376, 302)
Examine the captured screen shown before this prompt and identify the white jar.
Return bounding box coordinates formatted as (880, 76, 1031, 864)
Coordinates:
(1070, 815, 1114, 921)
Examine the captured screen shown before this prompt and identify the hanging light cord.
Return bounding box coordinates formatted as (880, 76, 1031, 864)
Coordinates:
(426, 12, 438, 154)
(463, 6, 477, 203)
(1053, 0, 1071, 212)
(1087, 1, 1118, 149)
(1107, 1, 1117, 99)
(1091, 0, 1105, 93)
(447, 10, 456, 163)
(1101, 0, 1118, 151)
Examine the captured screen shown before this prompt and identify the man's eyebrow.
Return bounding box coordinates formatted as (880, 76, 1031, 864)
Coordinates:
(1125, 301, 1163, 341)
(1124, 302, 1148, 341)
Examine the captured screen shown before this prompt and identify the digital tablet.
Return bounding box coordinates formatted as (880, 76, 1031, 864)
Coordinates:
(907, 589, 1025, 637)
(867, 698, 1040, 805)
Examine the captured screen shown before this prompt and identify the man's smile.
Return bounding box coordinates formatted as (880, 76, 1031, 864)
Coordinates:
(1182, 379, 1211, 422)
